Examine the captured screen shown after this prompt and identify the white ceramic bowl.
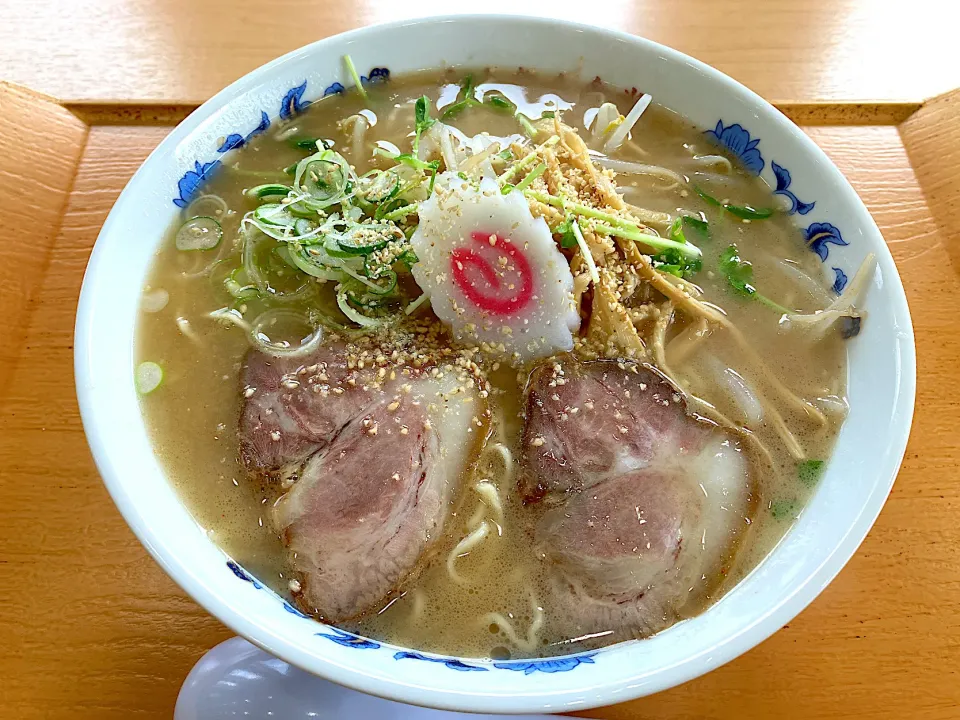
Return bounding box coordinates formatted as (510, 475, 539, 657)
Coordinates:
(75, 14, 916, 715)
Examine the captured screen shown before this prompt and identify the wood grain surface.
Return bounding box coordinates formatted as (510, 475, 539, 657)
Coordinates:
(2, 0, 960, 106)
(1, 5, 959, 718)
(0, 84, 87, 398)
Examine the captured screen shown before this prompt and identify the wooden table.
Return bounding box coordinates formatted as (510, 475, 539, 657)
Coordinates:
(2, 2, 959, 718)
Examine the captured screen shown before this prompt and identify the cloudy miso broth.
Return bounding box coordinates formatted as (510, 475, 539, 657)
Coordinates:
(137, 67, 855, 658)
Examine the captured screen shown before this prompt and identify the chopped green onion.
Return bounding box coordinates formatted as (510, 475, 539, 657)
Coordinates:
(343, 54, 368, 102)
(512, 162, 547, 193)
(336, 285, 388, 327)
(176, 216, 222, 251)
(459, 74, 475, 100)
(293, 218, 315, 236)
(572, 220, 600, 285)
(245, 184, 291, 200)
(358, 267, 398, 295)
(253, 204, 296, 228)
(440, 99, 472, 120)
(695, 186, 774, 220)
(301, 158, 345, 201)
(541, 110, 556, 119)
(292, 149, 352, 210)
(485, 93, 515, 112)
(286, 201, 320, 219)
(404, 293, 430, 315)
(524, 188, 701, 266)
(224, 267, 261, 299)
(358, 170, 400, 204)
(593, 223, 702, 268)
(286, 245, 345, 281)
(498, 136, 560, 185)
(725, 204, 774, 220)
(771, 498, 798, 520)
(394, 153, 439, 173)
(374, 197, 404, 221)
(322, 233, 355, 259)
(135, 361, 163, 394)
(397, 248, 419, 267)
(517, 114, 537, 138)
(209, 307, 252, 331)
(381, 202, 418, 222)
(336, 223, 401, 255)
(413, 96, 436, 155)
(441, 74, 481, 119)
(798, 459, 826, 487)
(290, 137, 323, 151)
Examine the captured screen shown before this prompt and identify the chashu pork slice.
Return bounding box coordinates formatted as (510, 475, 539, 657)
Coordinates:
(520, 356, 754, 638)
(239, 346, 484, 621)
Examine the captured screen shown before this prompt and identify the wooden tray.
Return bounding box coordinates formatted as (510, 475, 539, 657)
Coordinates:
(1, 81, 958, 719)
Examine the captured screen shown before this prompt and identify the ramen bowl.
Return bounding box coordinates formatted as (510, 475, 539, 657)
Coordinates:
(75, 14, 915, 714)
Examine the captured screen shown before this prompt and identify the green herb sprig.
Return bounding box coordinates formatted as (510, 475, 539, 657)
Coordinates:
(719, 245, 793, 314)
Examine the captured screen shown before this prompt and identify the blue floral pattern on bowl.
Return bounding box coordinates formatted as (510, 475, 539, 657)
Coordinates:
(174, 64, 852, 295)
(831, 267, 848, 294)
(317, 626, 382, 650)
(772, 161, 815, 215)
(173, 67, 390, 209)
(804, 222, 848, 262)
(705, 120, 764, 175)
(493, 655, 596, 674)
(394, 651, 489, 672)
(189, 73, 858, 673)
(174, 160, 223, 209)
(224, 560, 595, 673)
(280, 81, 310, 120)
(227, 560, 263, 589)
(704, 121, 849, 291)
(216, 111, 271, 155)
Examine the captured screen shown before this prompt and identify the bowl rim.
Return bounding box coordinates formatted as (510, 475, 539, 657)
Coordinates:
(75, 13, 917, 714)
